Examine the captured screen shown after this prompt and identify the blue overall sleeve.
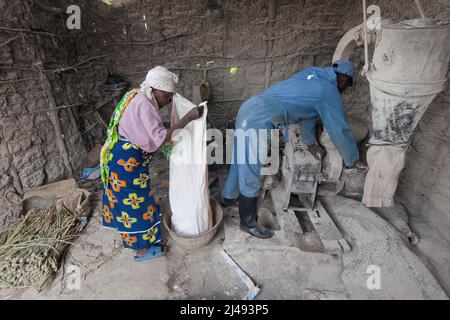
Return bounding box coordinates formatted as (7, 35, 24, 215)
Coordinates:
(317, 98, 359, 166)
(298, 118, 317, 145)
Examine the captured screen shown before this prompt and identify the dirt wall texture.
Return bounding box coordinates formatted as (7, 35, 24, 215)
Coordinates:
(103, 0, 352, 129)
(0, 0, 109, 231)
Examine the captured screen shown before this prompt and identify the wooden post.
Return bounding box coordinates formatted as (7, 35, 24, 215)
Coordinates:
(264, 0, 278, 89)
(57, 73, 87, 156)
(35, 60, 74, 178)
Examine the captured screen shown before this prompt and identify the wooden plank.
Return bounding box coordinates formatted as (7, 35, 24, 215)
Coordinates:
(306, 200, 351, 254)
(269, 186, 303, 247)
(284, 209, 305, 238)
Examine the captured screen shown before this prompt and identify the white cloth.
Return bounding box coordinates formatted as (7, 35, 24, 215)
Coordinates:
(169, 94, 211, 236)
(140, 66, 178, 94)
(362, 145, 406, 207)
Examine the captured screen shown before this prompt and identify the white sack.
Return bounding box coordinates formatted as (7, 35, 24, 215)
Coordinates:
(169, 94, 211, 236)
(362, 145, 406, 207)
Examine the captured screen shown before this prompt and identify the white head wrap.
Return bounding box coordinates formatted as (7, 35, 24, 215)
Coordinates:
(140, 66, 178, 109)
(141, 66, 178, 93)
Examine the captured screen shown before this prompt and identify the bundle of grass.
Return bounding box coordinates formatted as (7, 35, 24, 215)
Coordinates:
(0, 195, 89, 291)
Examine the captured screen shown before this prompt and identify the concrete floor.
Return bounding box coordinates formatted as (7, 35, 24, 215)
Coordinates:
(0, 163, 448, 300)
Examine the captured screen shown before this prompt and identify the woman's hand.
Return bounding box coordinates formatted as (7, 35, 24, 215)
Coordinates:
(184, 106, 204, 122)
(165, 106, 204, 142)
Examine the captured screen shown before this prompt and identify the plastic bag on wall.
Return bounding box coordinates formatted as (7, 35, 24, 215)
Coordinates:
(169, 94, 211, 236)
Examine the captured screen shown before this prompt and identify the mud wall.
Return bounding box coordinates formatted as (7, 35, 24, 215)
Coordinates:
(0, 0, 108, 231)
(102, 0, 351, 128)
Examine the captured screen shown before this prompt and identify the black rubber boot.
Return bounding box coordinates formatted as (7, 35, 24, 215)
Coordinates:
(220, 196, 238, 208)
(239, 195, 274, 239)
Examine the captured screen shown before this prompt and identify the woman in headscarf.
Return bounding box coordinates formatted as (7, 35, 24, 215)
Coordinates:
(100, 66, 203, 261)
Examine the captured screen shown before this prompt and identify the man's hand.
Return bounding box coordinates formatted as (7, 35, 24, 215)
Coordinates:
(307, 144, 325, 161)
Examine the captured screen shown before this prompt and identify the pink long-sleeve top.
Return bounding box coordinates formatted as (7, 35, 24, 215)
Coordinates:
(118, 90, 167, 153)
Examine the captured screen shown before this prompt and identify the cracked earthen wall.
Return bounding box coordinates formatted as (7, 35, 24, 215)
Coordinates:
(0, 0, 107, 231)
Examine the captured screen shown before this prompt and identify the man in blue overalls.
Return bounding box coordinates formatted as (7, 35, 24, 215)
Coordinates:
(222, 60, 363, 239)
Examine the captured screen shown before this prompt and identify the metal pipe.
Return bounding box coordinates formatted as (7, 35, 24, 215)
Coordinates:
(414, 0, 426, 19)
(362, 0, 369, 72)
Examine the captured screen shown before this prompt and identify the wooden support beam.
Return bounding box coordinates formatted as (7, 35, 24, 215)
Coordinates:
(34, 60, 74, 178)
(264, 0, 279, 89)
(306, 200, 351, 254)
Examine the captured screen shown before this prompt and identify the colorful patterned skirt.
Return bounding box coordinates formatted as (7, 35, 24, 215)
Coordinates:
(101, 137, 161, 251)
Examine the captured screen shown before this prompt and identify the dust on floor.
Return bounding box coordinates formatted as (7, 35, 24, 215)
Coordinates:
(0, 164, 448, 300)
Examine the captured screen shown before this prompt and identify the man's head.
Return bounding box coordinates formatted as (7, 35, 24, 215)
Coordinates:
(331, 60, 355, 93)
(140, 66, 178, 107)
